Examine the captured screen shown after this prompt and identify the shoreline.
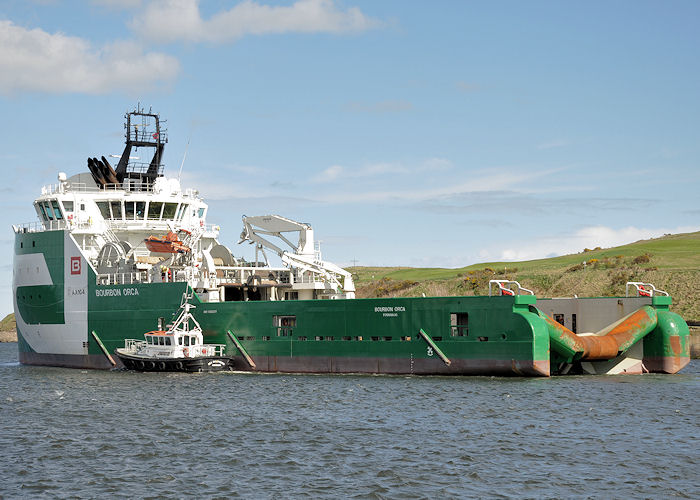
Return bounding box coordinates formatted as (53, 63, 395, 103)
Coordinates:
(0, 331, 17, 343)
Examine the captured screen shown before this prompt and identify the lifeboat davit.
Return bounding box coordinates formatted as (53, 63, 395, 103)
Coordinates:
(145, 231, 191, 254)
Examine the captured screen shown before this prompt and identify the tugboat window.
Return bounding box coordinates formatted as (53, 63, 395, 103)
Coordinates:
(165, 337, 171, 346)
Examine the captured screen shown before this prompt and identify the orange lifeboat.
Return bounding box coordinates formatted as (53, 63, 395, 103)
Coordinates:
(145, 231, 191, 254)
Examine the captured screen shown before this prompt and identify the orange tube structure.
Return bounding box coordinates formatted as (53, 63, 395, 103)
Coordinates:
(542, 306, 658, 361)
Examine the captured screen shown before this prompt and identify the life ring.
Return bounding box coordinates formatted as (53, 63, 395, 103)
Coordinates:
(183, 347, 189, 357)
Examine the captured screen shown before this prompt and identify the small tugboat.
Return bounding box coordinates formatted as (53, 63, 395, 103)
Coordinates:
(115, 292, 232, 372)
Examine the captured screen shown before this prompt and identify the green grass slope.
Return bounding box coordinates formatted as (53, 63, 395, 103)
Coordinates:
(0, 314, 15, 332)
(352, 231, 700, 320)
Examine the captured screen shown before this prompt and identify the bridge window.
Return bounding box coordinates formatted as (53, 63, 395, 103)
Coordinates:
(96, 201, 110, 219)
(148, 202, 163, 220)
(110, 201, 123, 220)
(176, 204, 189, 220)
(51, 200, 63, 220)
(125, 201, 135, 219)
(42, 201, 54, 220)
(63, 201, 74, 212)
(125, 201, 146, 220)
(450, 313, 469, 336)
(162, 203, 178, 220)
(37, 203, 48, 221)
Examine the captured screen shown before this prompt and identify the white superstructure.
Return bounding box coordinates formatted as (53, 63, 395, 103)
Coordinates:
(14, 106, 355, 303)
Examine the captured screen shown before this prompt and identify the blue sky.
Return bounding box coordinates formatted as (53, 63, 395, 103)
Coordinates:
(2, 0, 699, 316)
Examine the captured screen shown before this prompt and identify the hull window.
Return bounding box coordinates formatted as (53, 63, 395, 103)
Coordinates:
(450, 313, 469, 336)
(273, 315, 296, 336)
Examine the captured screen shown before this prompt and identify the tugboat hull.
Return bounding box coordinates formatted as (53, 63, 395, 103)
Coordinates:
(115, 351, 234, 372)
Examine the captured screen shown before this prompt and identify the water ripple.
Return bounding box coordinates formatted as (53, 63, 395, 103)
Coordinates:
(0, 344, 698, 498)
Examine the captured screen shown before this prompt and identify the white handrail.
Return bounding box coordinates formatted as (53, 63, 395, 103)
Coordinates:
(626, 282, 668, 297)
(488, 280, 534, 297)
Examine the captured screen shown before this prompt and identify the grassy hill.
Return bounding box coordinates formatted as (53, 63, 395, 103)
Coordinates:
(1, 232, 698, 330)
(0, 314, 15, 332)
(351, 231, 700, 321)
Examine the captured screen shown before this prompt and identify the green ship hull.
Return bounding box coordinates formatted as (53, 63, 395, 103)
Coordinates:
(14, 230, 690, 376)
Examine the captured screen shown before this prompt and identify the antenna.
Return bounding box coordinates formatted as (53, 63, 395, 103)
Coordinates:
(178, 137, 190, 181)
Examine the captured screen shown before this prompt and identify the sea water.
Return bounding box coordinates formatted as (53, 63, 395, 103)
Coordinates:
(0, 342, 697, 499)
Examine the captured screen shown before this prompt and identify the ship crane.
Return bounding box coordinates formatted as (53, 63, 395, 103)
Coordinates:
(239, 215, 355, 297)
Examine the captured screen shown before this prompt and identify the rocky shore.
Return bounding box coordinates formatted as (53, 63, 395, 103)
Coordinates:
(0, 330, 17, 343)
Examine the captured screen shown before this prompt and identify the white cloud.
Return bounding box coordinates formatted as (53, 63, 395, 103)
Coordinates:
(312, 164, 344, 183)
(491, 224, 700, 262)
(0, 21, 180, 95)
(311, 157, 452, 184)
(91, 0, 142, 8)
(130, 0, 380, 44)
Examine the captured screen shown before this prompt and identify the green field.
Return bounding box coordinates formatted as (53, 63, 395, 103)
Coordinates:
(351, 231, 700, 321)
(3, 231, 699, 327)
